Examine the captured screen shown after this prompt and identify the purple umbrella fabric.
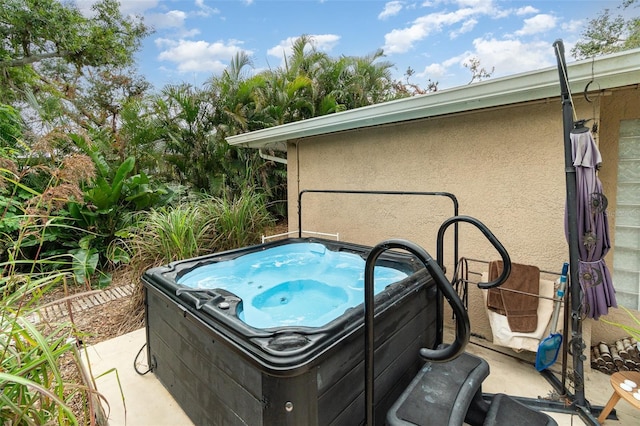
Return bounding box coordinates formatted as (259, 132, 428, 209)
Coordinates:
(569, 130, 616, 319)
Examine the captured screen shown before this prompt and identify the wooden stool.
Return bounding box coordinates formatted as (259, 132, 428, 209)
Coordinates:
(597, 371, 640, 423)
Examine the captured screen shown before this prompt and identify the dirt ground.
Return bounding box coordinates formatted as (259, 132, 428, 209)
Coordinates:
(70, 292, 144, 345)
(31, 268, 145, 422)
(39, 268, 145, 345)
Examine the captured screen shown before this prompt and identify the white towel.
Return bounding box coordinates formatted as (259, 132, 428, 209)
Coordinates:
(482, 273, 561, 353)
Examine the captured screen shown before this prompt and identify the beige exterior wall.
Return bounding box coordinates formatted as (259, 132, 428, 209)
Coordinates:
(285, 86, 639, 347)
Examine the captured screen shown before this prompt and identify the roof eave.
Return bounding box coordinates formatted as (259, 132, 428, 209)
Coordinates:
(227, 48, 640, 151)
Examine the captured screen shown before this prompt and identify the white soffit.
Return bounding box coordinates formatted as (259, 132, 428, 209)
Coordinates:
(227, 48, 640, 151)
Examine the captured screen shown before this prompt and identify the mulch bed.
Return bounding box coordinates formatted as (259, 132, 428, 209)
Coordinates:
(27, 268, 145, 423)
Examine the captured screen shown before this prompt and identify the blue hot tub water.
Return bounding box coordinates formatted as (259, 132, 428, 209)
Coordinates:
(177, 242, 410, 328)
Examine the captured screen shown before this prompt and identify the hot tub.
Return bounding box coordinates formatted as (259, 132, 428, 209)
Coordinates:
(143, 238, 438, 425)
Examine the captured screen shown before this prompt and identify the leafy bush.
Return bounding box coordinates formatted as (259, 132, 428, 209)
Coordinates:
(65, 155, 159, 287)
(207, 188, 274, 252)
(1, 128, 174, 288)
(128, 200, 217, 269)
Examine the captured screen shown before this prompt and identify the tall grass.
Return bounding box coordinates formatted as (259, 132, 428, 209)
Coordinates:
(207, 188, 274, 252)
(1, 279, 75, 424)
(129, 188, 274, 269)
(1, 164, 106, 425)
(127, 188, 274, 313)
(602, 306, 640, 341)
(128, 201, 217, 269)
(1, 264, 105, 425)
(127, 198, 217, 315)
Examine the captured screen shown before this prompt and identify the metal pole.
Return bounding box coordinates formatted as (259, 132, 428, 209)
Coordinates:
(553, 39, 587, 409)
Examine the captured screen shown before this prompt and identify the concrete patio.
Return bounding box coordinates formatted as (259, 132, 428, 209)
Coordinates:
(86, 327, 640, 425)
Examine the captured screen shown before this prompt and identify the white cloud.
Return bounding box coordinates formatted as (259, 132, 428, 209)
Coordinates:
(309, 34, 341, 52)
(419, 63, 448, 79)
(194, 0, 220, 17)
(562, 19, 584, 35)
(450, 18, 477, 38)
(471, 37, 553, 75)
(383, 27, 427, 54)
(514, 14, 557, 36)
(156, 39, 252, 74)
(415, 35, 554, 87)
(417, 54, 465, 80)
(179, 28, 202, 38)
(416, 62, 445, 80)
(146, 10, 187, 29)
(383, 0, 495, 54)
(491, 5, 537, 20)
(267, 34, 341, 61)
(516, 6, 538, 16)
(379, 1, 404, 20)
(454, 0, 493, 9)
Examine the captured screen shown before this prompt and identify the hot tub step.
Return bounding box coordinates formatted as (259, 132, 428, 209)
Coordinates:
(482, 393, 557, 426)
(386, 351, 489, 426)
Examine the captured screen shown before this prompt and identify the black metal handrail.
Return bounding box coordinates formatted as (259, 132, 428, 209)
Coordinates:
(363, 216, 512, 425)
(297, 189, 459, 269)
(363, 239, 470, 426)
(436, 215, 511, 289)
(298, 189, 460, 346)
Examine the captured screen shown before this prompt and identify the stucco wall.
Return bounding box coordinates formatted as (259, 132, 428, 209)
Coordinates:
(285, 86, 639, 348)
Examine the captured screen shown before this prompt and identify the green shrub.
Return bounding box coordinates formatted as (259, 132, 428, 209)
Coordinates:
(129, 200, 217, 268)
(1, 128, 174, 287)
(208, 188, 274, 252)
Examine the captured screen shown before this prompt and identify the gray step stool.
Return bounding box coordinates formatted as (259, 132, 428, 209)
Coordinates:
(386, 352, 557, 426)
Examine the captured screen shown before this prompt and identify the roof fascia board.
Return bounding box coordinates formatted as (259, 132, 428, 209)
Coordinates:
(227, 48, 640, 150)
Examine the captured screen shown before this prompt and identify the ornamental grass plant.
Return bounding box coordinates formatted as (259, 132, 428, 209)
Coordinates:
(0, 277, 106, 425)
(207, 188, 275, 252)
(602, 306, 640, 341)
(126, 188, 274, 315)
(1, 165, 107, 425)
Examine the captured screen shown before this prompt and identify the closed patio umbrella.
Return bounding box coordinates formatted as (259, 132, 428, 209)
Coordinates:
(570, 127, 617, 319)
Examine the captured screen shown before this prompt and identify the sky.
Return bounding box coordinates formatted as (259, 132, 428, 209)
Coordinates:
(76, 0, 625, 91)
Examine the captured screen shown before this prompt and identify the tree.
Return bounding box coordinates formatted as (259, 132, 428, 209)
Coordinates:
(463, 57, 494, 84)
(572, 0, 640, 59)
(393, 67, 438, 96)
(1, 0, 153, 191)
(271, 35, 332, 121)
(154, 84, 220, 192)
(0, 0, 150, 103)
(341, 48, 396, 108)
(72, 67, 151, 148)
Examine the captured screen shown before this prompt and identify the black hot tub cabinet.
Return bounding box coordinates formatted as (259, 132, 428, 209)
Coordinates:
(142, 238, 438, 425)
